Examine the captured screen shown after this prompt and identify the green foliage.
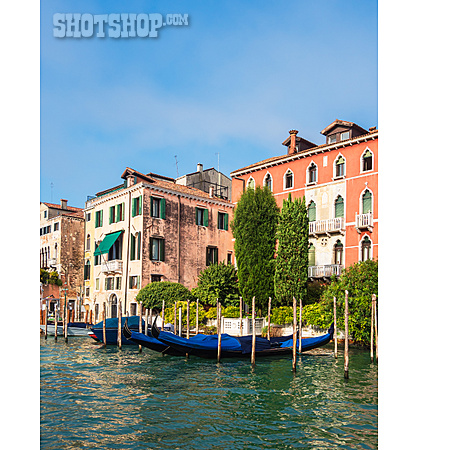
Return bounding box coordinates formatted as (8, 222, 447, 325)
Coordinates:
(270, 306, 294, 325)
(231, 185, 279, 311)
(40, 268, 49, 284)
(222, 306, 241, 318)
(191, 262, 240, 307)
(163, 300, 206, 327)
(274, 194, 309, 306)
(302, 260, 378, 345)
(136, 281, 194, 311)
(305, 281, 326, 305)
(40, 269, 62, 286)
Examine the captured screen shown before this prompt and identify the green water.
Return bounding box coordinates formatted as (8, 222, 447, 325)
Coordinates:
(40, 337, 377, 449)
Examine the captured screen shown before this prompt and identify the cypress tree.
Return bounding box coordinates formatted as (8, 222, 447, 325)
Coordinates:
(274, 194, 309, 306)
(231, 186, 279, 311)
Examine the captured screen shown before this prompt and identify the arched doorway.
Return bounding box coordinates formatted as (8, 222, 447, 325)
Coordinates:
(110, 293, 118, 318)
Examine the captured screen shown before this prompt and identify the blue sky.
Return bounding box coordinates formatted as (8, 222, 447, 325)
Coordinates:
(40, 0, 377, 207)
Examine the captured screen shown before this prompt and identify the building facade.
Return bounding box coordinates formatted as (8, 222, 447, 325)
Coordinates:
(230, 120, 378, 280)
(40, 199, 85, 312)
(83, 167, 234, 321)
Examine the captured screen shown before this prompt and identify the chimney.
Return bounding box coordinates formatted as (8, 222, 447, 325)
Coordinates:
(60, 199, 68, 210)
(288, 130, 298, 155)
(369, 126, 377, 132)
(197, 163, 203, 173)
(209, 185, 214, 198)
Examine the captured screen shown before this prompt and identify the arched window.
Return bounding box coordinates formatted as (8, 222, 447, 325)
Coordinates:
(362, 190, 372, 214)
(361, 236, 371, 261)
(334, 240, 344, 265)
(84, 260, 91, 281)
(335, 155, 345, 178)
(335, 196, 344, 218)
(308, 243, 316, 266)
(264, 173, 272, 191)
(308, 163, 317, 184)
(110, 294, 118, 318)
(247, 177, 255, 189)
(362, 149, 373, 172)
(307, 201, 316, 222)
(54, 243, 58, 260)
(284, 170, 293, 189)
(86, 234, 91, 251)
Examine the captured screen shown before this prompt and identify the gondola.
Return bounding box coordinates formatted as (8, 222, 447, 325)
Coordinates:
(125, 317, 334, 359)
(40, 322, 91, 337)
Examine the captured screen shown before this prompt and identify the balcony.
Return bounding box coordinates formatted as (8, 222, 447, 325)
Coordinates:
(309, 218, 345, 237)
(48, 258, 57, 267)
(355, 212, 373, 232)
(308, 264, 342, 279)
(101, 260, 123, 274)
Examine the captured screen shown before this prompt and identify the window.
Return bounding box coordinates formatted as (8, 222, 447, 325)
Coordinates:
(44, 211, 47, 218)
(362, 190, 372, 214)
(206, 247, 218, 266)
(361, 236, 371, 261)
(151, 196, 166, 219)
(105, 277, 114, 290)
(284, 170, 293, 189)
(196, 207, 209, 227)
(227, 252, 233, 265)
(335, 155, 345, 178)
(150, 237, 165, 261)
(109, 203, 125, 224)
(84, 260, 91, 281)
(54, 243, 58, 260)
(129, 275, 141, 290)
(362, 149, 373, 172)
(130, 303, 137, 316)
(86, 235, 91, 251)
(54, 222, 59, 231)
(95, 210, 103, 228)
(334, 240, 344, 265)
(94, 243, 101, 265)
(247, 178, 255, 189)
(108, 235, 123, 261)
(341, 131, 350, 141)
(307, 201, 316, 222)
(85, 287, 90, 298)
(95, 278, 100, 290)
(308, 244, 315, 266)
(151, 274, 162, 282)
(264, 173, 272, 191)
(335, 196, 344, 218)
(132, 195, 142, 217)
(218, 212, 229, 230)
(86, 212, 91, 222)
(328, 134, 337, 144)
(308, 163, 317, 184)
(115, 277, 122, 290)
(130, 232, 141, 261)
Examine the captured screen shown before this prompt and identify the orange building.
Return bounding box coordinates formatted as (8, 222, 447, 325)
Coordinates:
(230, 120, 378, 280)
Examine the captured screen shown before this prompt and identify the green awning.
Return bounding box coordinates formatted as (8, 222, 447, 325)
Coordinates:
(94, 231, 123, 256)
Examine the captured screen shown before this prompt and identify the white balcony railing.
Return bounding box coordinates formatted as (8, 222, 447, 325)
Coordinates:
(101, 260, 123, 274)
(308, 264, 342, 278)
(48, 258, 57, 267)
(355, 212, 373, 230)
(309, 217, 344, 235)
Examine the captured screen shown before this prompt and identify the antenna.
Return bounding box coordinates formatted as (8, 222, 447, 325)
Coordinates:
(215, 152, 220, 173)
(50, 182, 54, 203)
(174, 155, 179, 178)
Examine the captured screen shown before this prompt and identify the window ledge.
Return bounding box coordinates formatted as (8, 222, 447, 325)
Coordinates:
(332, 175, 345, 181)
(305, 181, 317, 187)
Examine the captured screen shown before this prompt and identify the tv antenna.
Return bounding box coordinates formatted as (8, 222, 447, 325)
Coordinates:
(50, 182, 54, 203)
(174, 155, 179, 178)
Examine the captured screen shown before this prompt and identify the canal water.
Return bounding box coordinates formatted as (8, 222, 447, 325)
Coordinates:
(40, 337, 377, 449)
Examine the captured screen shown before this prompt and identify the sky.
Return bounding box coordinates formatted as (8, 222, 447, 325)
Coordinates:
(40, 0, 378, 208)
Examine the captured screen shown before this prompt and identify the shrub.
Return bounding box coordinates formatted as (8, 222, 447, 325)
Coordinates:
(136, 281, 194, 311)
(163, 300, 207, 327)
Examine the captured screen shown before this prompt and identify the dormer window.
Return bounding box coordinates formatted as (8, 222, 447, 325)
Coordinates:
(341, 131, 350, 141)
(328, 134, 337, 144)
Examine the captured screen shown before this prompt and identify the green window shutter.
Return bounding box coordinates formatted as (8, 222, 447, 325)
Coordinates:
(132, 198, 136, 217)
(217, 211, 220, 229)
(122, 203, 125, 221)
(362, 191, 372, 214)
(115, 205, 120, 223)
(335, 196, 344, 218)
(203, 209, 209, 227)
(95, 212, 98, 228)
(308, 245, 316, 266)
(160, 239, 165, 262)
(137, 276, 140, 290)
(160, 198, 166, 219)
(224, 213, 229, 230)
(139, 196, 142, 215)
(109, 206, 114, 224)
(130, 234, 136, 261)
(308, 202, 316, 221)
(100, 210, 103, 227)
(137, 232, 141, 260)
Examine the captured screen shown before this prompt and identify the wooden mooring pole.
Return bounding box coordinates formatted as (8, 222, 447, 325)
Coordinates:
(374, 294, 378, 362)
(251, 296, 256, 367)
(145, 308, 149, 336)
(64, 293, 68, 343)
(299, 297, 302, 354)
(161, 300, 165, 331)
(174, 301, 177, 336)
(117, 300, 122, 349)
(44, 301, 48, 339)
(344, 290, 349, 379)
(138, 302, 143, 353)
(196, 299, 199, 334)
(370, 295, 374, 362)
(217, 302, 222, 363)
(267, 297, 271, 341)
(292, 297, 297, 373)
(186, 300, 190, 339)
(54, 302, 58, 341)
(239, 296, 243, 337)
(333, 296, 338, 358)
(102, 302, 107, 345)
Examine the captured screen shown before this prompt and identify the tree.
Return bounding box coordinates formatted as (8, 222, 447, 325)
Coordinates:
(231, 185, 279, 311)
(302, 260, 378, 345)
(136, 281, 194, 311)
(274, 194, 309, 306)
(191, 262, 240, 307)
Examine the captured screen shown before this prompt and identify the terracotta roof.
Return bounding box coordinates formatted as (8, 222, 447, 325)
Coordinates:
(230, 129, 378, 175)
(320, 119, 368, 136)
(42, 202, 83, 213)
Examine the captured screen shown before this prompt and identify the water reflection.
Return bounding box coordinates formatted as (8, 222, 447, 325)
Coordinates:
(41, 337, 377, 449)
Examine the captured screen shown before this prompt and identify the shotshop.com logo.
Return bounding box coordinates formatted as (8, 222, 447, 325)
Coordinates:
(53, 13, 189, 38)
